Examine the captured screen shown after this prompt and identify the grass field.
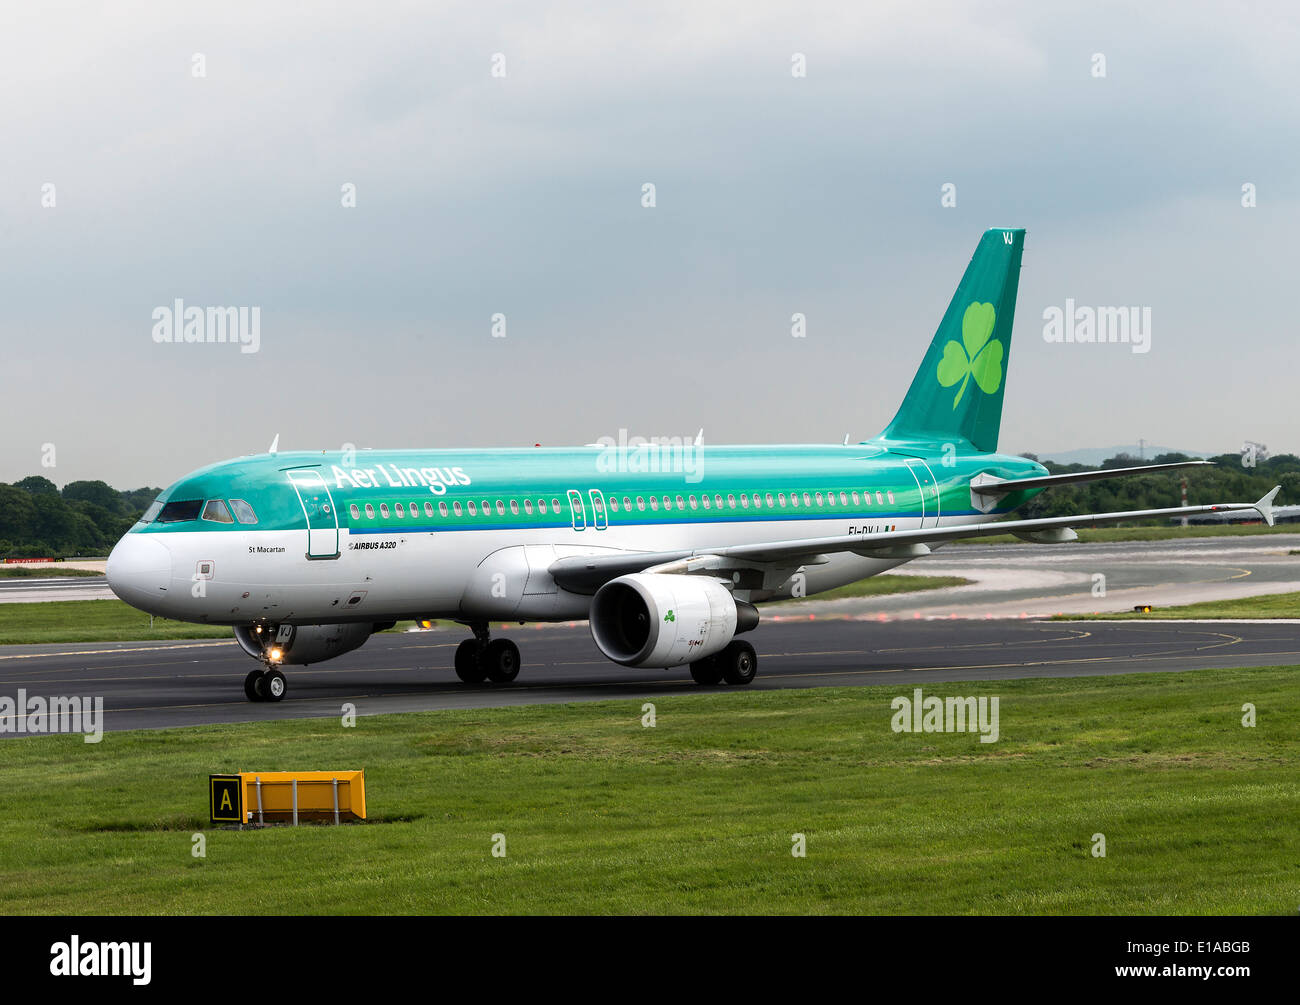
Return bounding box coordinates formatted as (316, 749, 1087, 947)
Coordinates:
(0, 600, 232, 644)
(1059, 592, 1300, 621)
(775, 573, 970, 603)
(0, 574, 969, 646)
(0, 567, 102, 579)
(1, 667, 1296, 914)
(954, 523, 1297, 545)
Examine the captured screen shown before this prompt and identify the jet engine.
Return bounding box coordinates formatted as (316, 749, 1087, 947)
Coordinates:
(588, 574, 758, 668)
(233, 622, 395, 666)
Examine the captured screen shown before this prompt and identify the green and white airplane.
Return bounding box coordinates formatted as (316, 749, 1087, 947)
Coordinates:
(107, 229, 1280, 702)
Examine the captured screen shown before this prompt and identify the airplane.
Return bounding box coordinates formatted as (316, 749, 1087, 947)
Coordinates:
(106, 229, 1281, 702)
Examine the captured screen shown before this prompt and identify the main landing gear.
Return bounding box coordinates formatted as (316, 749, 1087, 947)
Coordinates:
(244, 666, 287, 703)
(689, 639, 758, 686)
(454, 621, 521, 684)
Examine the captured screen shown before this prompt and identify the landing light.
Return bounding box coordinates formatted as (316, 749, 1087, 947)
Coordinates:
(269, 648, 283, 661)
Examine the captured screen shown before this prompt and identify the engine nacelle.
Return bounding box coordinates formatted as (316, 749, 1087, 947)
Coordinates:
(589, 574, 757, 668)
(234, 622, 392, 666)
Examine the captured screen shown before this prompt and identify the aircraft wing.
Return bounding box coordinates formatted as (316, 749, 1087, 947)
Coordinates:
(548, 486, 1280, 595)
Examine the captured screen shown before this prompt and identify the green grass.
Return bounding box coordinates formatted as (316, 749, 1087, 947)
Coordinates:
(0, 599, 232, 644)
(1, 667, 1296, 914)
(955, 523, 1296, 545)
(1058, 592, 1300, 621)
(776, 573, 970, 604)
(0, 566, 102, 578)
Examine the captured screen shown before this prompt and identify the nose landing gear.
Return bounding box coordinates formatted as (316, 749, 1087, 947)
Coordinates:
(244, 666, 287, 702)
(454, 621, 521, 684)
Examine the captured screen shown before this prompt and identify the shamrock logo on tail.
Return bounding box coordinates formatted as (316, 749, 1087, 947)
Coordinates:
(936, 302, 1003, 409)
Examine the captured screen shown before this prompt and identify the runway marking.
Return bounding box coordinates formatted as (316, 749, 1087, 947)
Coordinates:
(0, 640, 235, 661)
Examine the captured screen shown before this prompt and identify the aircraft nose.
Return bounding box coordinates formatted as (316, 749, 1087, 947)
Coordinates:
(106, 535, 172, 610)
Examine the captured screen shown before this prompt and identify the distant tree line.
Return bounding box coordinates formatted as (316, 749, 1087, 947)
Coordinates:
(0, 477, 161, 558)
(1013, 453, 1300, 521)
(0, 452, 1295, 557)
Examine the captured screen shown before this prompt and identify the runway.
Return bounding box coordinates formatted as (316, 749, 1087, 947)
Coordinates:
(2, 618, 1297, 735)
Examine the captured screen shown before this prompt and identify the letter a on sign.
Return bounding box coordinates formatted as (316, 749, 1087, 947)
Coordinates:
(210, 774, 243, 823)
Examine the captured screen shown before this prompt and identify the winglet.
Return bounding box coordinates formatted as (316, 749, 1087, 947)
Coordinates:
(268, 433, 279, 454)
(1254, 485, 1281, 527)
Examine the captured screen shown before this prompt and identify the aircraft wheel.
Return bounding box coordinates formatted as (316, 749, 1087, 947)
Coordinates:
(263, 668, 287, 702)
(484, 638, 521, 683)
(720, 640, 758, 686)
(454, 639, 488, 683)
(244, 669, 266, 702)
(689, 655, 723, 685)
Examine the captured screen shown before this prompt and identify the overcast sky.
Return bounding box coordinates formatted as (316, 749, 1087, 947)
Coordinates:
(1, 1, 1295, 488)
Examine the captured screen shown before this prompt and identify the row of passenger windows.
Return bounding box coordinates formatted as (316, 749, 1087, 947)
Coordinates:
(348, 489, 898, 522)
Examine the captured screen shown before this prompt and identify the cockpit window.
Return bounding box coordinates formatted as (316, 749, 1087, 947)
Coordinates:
(140, 500, 163, 523)
(156, 500, 203, 523)
(201, 500, 234, 523)
(228, 499, 258, 524)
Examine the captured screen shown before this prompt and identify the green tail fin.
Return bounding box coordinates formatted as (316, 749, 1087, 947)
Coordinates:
(876, 228, 1024, 454)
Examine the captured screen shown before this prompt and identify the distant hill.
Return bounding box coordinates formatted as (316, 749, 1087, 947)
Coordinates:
(1024, 445, 1212, 467)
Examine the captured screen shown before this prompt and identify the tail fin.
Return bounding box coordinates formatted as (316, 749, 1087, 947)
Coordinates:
(876, 228, 1024, 453)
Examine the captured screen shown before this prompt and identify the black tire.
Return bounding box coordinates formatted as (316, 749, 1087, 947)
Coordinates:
(244, 669, 266, 702)
(454, 639, 488, 683)
(263, 668, 287, 702)
(720, 640, 758, 686)
(689, 656, 723, 685)
(484, 638, 521, 683)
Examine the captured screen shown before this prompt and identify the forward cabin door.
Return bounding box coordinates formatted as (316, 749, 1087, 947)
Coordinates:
(287, 468, 340, 559)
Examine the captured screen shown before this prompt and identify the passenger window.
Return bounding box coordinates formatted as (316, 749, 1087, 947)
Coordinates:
(157, 499, 203, 523)
(229, 499, 258, 524)
(622, 496, 631, 510)
(201, 500, 234, 524)
(349, 504, 360, 520)
(424, 502, 434, 517)
(740, 494, 748, 508)
(609, 497, 619, 512)
(790, 493, 800, 508)
(538, 499, 547, 514)
(453, 501, 463, 516)
(714, 495, 723, 509)
(676, 495, 685, 509)
(815, 492, 824, 506)
(467, 501, 477, 516)
(887, 491, 895, 504)
(481, 500, 491, 515)
(840, 491, 848, 506)
(727, 494, 736, 509)
(438, 502, 448, 517)
(765, 493, 774, 507)
(510, 499, 519, 515)
(496, 500, 505, 516)
(650, 496, 659, 511)
(852, 491, 860, 505)
(395, 503, 405, 518)
(636, 497, 645, 511)
(380, 503, 390, 518)
(804, 492, 813, 506)
(778, 493, 787, 507)
(702, 495, 711, 509)
(551, 498, 561, 512)
(689, 495, 698, 509)
(364, 503, 375, 519)
(753, 493, 761, 508)
(524, 499, 533, 515)
(876, 491, 884, 505)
